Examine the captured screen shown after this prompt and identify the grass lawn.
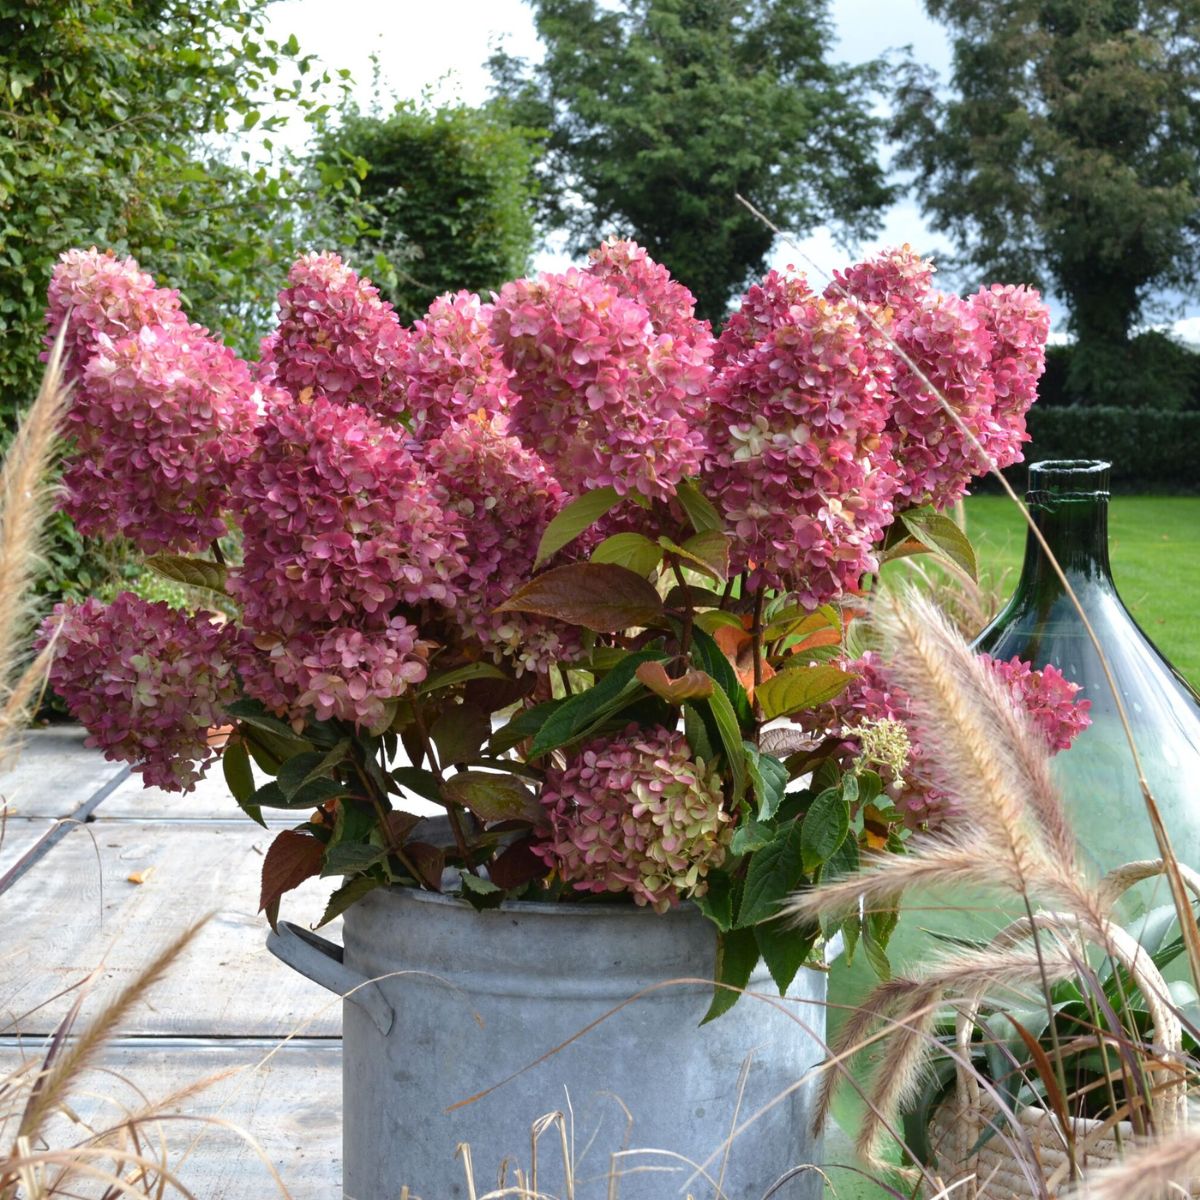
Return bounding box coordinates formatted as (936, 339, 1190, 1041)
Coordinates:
(962, 494, 1200, 686)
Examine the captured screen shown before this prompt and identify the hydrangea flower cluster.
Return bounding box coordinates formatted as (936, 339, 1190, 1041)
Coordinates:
(535, 724, 733, 912)
(403, 291, 513, 438)
(47, 249, 260, 554)
(585, 239, 709, 343)
(800, 650, 1091, 827)
(257, 252, 409, 421)
(238, 617, 430, 730)
(818, 245, 1048, 511)
(491, 266, 712, 501)
(64, 324, 261, 553)
(423, 414, 579, 673)
(46, 246, 186, 377)
(230, 392, 464, 628)
(41, 595, 237, 792)
(703, 283, 898, 602)
(228, 392, 463, 726)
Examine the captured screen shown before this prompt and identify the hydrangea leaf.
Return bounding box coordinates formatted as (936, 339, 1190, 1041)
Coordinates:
(534, 485, 622, 566)
(497, 562, 666, 632)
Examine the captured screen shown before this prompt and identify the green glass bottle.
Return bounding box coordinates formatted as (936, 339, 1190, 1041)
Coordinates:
(973, 459, 1200, 885)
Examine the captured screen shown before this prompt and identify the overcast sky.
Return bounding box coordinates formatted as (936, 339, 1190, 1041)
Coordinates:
(261, 0, 1200, 338)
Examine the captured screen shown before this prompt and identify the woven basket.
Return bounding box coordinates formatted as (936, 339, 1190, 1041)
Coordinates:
(922, 859, 1199, 1199)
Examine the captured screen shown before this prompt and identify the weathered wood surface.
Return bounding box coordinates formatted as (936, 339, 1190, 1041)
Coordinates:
(0, 1036, 342, 1198)
(0, 820, 344, 1038)
(0, 726, 125, 819)
(0, 815, 65, 878)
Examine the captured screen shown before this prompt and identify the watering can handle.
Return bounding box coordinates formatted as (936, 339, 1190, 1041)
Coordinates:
(266, 921, 395, 1037)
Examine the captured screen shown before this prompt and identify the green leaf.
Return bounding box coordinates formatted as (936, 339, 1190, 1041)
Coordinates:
(693, 871, 735, 932)
(744, 743, 789, 822)
(755, 917, 818, 995)
(683, 702, 715, 762)
(317, 874, 384, 927)
(900, 506, 978, 580)
(390, 766, 443, 803)
(658, 529, 730, 582)
(701, 926, 758, 1023)
(460, 871, 504, 910)
(488, 698, 568, 755)
(534, 486, 622, 566)
(145, 553, 228, 596)
(431, 703, 490, 767)
(730, 819, 773, 855)
(689, 626, 752, 726)
(675, 478, 724, 533)
(800, 785, 851, 871)
(441, 770, 542, 824)
(321, 842, 389, 878)
(251, 777, 348, 810)
(702, 683, 747, 804)
(417, 662, 509, 696)
(756, 664, 855, 720)
(277, 748, 343, 800)
(527, 648, 666, 758)
(497, 562, 666, 632)
(222, 738, 264, 827)
(591, 532, 663, 577)
(738, 820, 804, 927)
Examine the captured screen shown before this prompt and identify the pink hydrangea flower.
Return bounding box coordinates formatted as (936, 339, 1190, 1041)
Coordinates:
(970, 284, 1049, 470)
(230, 392, 465, 633)
(239, 618, 430, 730)
(978, 653, 1092, 751)
(714, 267, 821, 372)
(403, 291, 513, 439)
(45, 247, 187, 378)
(258, 252, 409, 420)
(62, 323, 260, 554)
(798, 651, 1090, 828)
(825, 243, 935, 315)
(423, 414, 580, 673)
(586, 239, 710, 343)
(704, 285, 898, 603)
(535, 723, 732, 912)
(491, 267, 711, 501)
(40, 595, 237, 792)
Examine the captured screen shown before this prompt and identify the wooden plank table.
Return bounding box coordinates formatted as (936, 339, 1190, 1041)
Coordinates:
(0, 730, 345, 1198)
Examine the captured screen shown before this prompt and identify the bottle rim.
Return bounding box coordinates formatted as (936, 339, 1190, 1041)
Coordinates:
(1028, 459, 1111, 501)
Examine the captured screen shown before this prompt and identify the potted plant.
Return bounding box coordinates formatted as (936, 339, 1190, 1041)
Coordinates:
(39, 242, 1087, 1198)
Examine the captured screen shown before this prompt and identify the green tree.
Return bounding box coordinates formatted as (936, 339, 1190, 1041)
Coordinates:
(0, 0, 357, 419)
(489, 0, 892, 324)
(895, 0, 1200, 403)
(316, 101, 542, 324)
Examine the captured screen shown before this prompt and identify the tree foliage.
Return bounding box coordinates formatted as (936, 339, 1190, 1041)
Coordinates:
(489, 0, 892, 323)
(895, 0, 1200, 402)
(0, 0, 357, 421)
(316, 101, 542, 324)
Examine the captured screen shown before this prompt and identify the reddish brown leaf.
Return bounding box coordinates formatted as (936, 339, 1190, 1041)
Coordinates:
(489, 838, 549, 890)
(635, 660, 715, 704)
(496, 562, 665, 633)
(404, 841, 445, 891)
(260, 830, 325, 917)
(385, 811, 421, 846)
(442, 771, 543, 825)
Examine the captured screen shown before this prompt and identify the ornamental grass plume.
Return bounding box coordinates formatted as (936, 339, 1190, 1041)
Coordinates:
(535, 723, 733, 912)
(784, 589, 1118, 1170)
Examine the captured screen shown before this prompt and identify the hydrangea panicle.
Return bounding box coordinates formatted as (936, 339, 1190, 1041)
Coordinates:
(825, 244, 935, 315)
(41, 595, 237, 792)
(535, 723, 732, 912)
(63, 322, 260, 553)
(229, 391, 466, 632)
(586, 239, 709, 343)
(704, 286, 898, 602)
(492, 266, 711, 501)
(258, 252, 409, 420)
(423, 414, 579, 673)
(713, 267, 815, 372)
(404, 291, 513, 439)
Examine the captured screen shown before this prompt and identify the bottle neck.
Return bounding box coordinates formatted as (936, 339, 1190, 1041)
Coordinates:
(1019, 491, 1114, 590)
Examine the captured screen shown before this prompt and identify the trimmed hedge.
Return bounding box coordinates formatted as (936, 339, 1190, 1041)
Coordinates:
(1011, 406, 1200, 490)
